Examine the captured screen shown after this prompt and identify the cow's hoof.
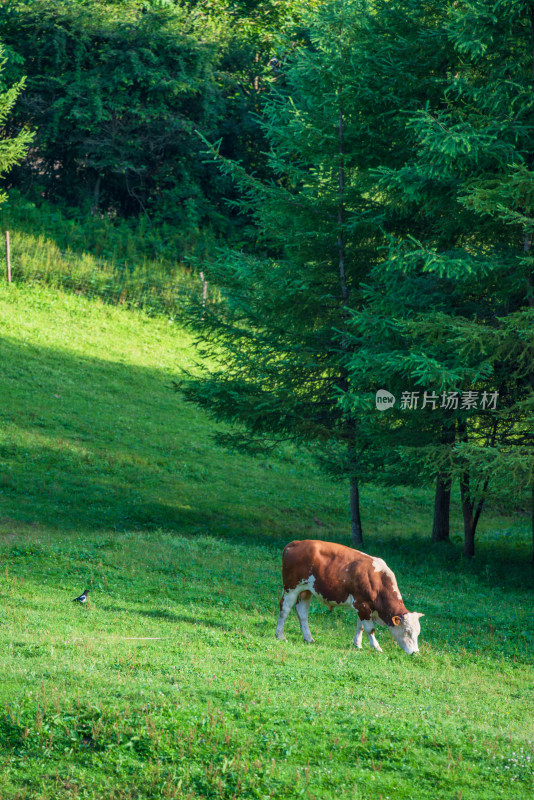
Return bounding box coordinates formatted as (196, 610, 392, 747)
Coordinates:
(275, 633, 287, 642)
(303, 637, 315, 644)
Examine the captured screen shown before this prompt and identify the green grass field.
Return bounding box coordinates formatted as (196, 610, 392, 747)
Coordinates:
(0, 281, 532, 800)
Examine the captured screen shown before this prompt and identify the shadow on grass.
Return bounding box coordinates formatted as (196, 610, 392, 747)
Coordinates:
(0, 334, 295, 546)
(0, 334, 532, 599)
(140, 610, 231, 631)
(382, 535, 533, 595)
(98, 603, 231, 631)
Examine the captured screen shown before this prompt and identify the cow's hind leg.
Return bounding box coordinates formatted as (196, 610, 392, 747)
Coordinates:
(295, 590, 314, 643)
(353, 617, 364, 649)
(276, 588, 300, 641)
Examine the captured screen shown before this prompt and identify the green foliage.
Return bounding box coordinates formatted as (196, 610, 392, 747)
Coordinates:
(0, 48, 33, 205)
(182, 2, 379, 464)
(180, 0, 464, 539)
(0, 1, 241, 233)
(1, 189, 197, 262)
(336, 0, 534, 553)
(0, 0, 312, 241)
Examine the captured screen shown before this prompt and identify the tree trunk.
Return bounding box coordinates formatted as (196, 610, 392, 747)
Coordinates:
(457, 419, 476, 557)
(459, 467, 476, 557)
(432, 420, 455, 542)
(350, 474, 363, 547)
(91, 174, 101, 216)
(336, 63, 364, 548)
(432, 474, 451, 542)
(461, 496, 476, 557)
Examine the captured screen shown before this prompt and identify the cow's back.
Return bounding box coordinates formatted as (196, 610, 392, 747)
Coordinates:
(282, 539, 374, 606)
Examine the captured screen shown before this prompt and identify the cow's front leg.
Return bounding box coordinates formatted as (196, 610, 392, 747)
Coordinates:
(362, 619, 382, 652)
(295, 590, 314, 642)
(276, 588, 300, 640)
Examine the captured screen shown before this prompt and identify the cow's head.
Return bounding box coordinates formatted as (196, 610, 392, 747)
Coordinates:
(388, 612, 424, 654)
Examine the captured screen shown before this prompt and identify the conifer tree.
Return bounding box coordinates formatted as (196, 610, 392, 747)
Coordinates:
(0, 50, 33, 206)
(181, 0, 455, 546)
(342, 0, 534, 557)
(182, 0, 373, 545)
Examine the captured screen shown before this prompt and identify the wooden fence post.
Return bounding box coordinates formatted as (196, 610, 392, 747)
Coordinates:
(199, 270, 207, 319)
(5, 231, 11, 283)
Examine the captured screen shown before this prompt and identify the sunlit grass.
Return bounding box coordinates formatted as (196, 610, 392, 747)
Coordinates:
(0, 192, 204, 315)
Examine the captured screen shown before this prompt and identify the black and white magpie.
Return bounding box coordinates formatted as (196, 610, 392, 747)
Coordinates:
(72, 589, 89, 604)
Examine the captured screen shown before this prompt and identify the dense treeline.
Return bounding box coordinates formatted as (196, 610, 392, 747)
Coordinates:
(0, 0, 533, 558)
(0, 0, 306, 244)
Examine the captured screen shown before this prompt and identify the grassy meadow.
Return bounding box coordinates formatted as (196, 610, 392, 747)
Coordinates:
(0, 281, 532, 800)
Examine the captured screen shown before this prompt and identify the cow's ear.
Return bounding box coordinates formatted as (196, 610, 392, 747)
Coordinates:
(391, 615, 402, 626)
(416, 613, 425, 619)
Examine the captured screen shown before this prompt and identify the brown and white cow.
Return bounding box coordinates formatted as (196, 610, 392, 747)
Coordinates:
(276, 539, 424, 655)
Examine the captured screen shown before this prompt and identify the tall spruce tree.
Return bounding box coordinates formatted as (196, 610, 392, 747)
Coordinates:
(331, 0, 459, 544)
(342, 0, 534, 557)
(182, 0, 534, 557)
(182, 0, 375, 546)
(181, 0, 455, 545)
(445, 0, 534, 558)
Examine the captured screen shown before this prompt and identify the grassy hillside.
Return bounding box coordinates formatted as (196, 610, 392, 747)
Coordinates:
(0, 282, 532, 800)
(0, 192, 203, 317)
